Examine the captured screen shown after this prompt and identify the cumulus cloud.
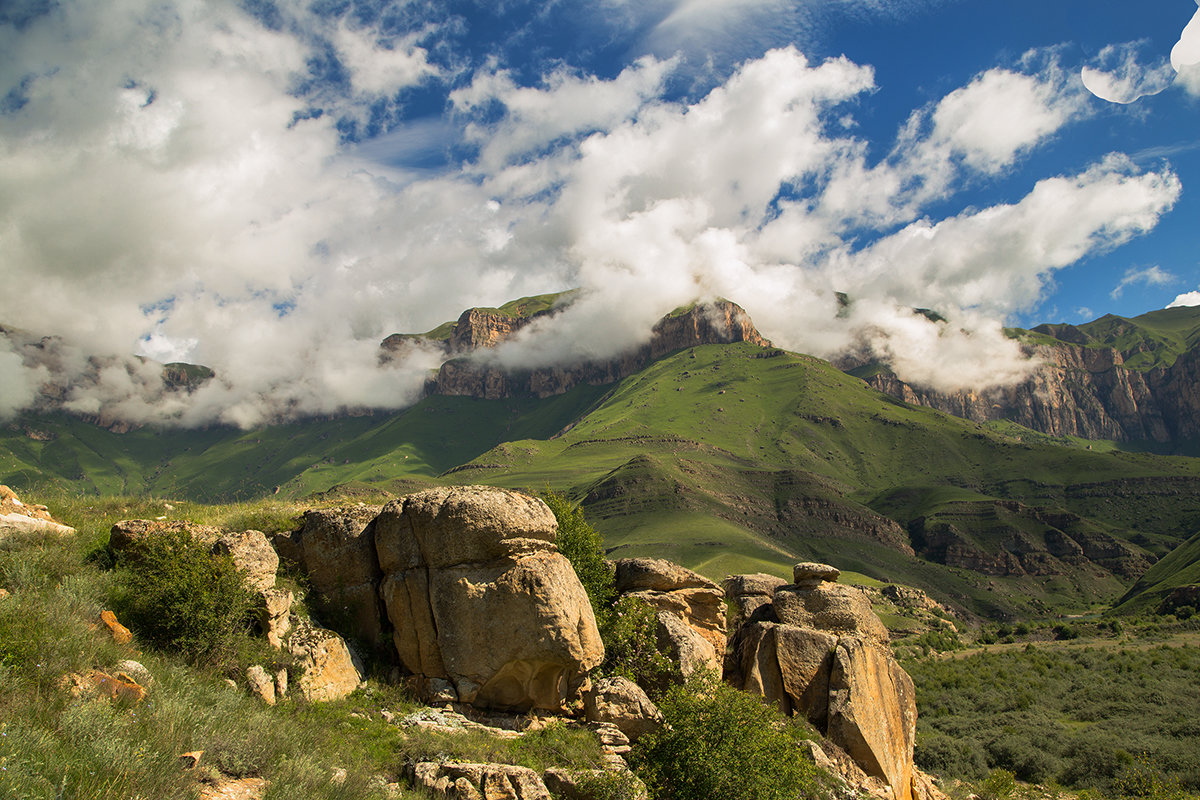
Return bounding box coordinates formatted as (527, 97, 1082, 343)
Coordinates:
(1110, 265, 1175, 299)
(1168, 290, 1200, 308)
(0, 2, 1184, 424)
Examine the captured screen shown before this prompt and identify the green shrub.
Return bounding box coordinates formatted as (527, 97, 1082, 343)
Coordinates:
(542, 491, 616, 626)
(599, 596, 681, 697)
(112, 530, 253, 667)
(977, 768, 1017, 800)
(1053, 623, 1080, 641)
(630, 671, 817, 800)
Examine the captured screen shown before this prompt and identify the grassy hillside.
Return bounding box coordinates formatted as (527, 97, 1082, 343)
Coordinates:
(1115, 529, 1200, 614)
(6, 340, 1200, 617)
(1023, 304, 1200, 371)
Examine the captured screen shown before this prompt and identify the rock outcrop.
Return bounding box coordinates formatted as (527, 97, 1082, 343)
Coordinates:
(408, 761, 552, 800)
(722, 572, 788, 629)
(0, 485, 75, 537)
(858, 333, 1200, 448)
(726, 563, 919, 800)
(613, 557, 726, 678)
(373, 486, 603, 711)
(285, 505, 385, 645)
(389, 300, 770, 401)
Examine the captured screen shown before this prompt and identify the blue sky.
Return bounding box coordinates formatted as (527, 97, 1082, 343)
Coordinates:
(1, 0, 1198, 425)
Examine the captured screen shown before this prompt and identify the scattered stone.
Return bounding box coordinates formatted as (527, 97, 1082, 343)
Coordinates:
(274, 668, 288, 699)
(246, 665, 276, 705)
(331, 767, 347, 785)
(583, 676, 662, 741)
(197, 776, 267, 800)
(408, 761, 552, 800)
(0, 485, 75, 537)
(0, 588, 10, 600)
(59, 670, 147, 703)
(99, 609, 133, 645)
(223, 678, 238, 690)
(114, 659, 154, 688)
(588, 722, 631, 756)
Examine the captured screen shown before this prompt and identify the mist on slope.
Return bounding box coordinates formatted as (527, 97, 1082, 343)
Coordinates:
(0, 0, 1185, 427)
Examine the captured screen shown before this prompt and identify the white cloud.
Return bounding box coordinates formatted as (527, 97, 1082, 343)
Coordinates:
(0, 3, 1184, 423)
(1170, 5, 1200, 72)
(1168, 291, 1200, 308)
(1110, 265, 1175, 299)
(332, 24, 440, 96)
(1082, 42, 1175, 104)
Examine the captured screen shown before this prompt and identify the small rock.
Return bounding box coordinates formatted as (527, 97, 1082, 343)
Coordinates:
(115, 659, 154, 688)
(274, 668, 288, 699)
(99, 609, 133, 644)
(331, 768, 347, 785)
(246, 665, 275, 705)
(223, 678, 238, 690)
(178, 751, 204, 770)
(0, 588, 9, 600)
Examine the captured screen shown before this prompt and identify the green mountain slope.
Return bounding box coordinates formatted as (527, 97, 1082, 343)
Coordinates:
(1025, 304, 1200, 372)
(6, 340, 1200, 618)
(1114, 529, 1200, 614)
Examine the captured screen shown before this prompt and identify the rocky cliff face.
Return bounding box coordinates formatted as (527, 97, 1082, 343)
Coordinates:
(860, 341, 1200, 447)
(414, 300, 770, 400)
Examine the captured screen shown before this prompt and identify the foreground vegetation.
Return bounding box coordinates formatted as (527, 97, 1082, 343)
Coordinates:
(0, 493, 830, 799)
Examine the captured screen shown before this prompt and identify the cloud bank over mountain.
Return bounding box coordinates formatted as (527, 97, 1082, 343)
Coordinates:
(0, 0, 1186, 426)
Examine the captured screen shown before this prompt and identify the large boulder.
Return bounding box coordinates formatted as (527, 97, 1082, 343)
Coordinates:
(613, 557, 726, 677)
(374, 486, 603, 711)
(827, 637, 917, 800)
(725, 564, 920, 800)
(287, 618, 364, 703)
(291, 505, 385, 644)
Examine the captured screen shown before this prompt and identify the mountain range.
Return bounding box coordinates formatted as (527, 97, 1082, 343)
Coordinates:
(4, 297, 1200, 620)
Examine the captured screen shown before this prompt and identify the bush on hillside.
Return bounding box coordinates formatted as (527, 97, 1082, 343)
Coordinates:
(630, 671, 818, 800)
(112, 530, 253, 666)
